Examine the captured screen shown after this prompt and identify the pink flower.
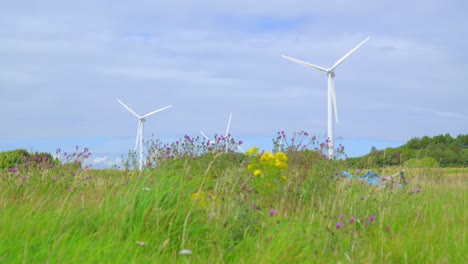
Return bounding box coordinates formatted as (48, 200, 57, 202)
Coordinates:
(270, 209, 277, 216)
(336, 222, 343, 229)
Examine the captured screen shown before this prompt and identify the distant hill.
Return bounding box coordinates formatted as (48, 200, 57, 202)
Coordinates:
(348, 134, 468, 168)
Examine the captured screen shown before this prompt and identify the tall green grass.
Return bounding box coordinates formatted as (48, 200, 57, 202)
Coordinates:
(0, 153, 466, 263)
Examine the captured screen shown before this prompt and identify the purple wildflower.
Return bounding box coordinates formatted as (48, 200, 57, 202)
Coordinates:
(417, 188, 422, 193)
(369, 215, 376, 222)
(336, 222, 343, 229)
(270, 209, 277, 216)
(340, 215, 345, 220)
(347, 216, 356, 223)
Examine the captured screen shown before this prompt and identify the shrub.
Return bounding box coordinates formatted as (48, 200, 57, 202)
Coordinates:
(405, 157, 440, 168)
(0, 149, 29, 169)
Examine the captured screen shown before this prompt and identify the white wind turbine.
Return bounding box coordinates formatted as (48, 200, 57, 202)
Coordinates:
(117, 98, 172, 170)
(200, 112, 245, 153)
(282, 37, 370, 158)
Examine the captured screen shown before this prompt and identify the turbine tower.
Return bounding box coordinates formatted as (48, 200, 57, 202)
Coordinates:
(117, 98, 172, 170)
(200, 112, 245, 153)
(282, 37, 370, 158)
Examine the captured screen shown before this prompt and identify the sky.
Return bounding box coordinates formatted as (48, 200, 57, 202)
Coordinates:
(1, 0, 467, 167)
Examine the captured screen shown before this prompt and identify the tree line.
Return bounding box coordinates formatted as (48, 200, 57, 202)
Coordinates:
(348, 134, 468, 168)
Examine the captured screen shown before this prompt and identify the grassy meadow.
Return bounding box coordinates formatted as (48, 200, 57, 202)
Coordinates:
(0, 140, 467, 263)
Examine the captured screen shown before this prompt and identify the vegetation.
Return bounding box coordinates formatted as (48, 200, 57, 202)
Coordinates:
(0, 149, 59, 170)
(348, 134, 468, 168)
(0, 133, 467, 263)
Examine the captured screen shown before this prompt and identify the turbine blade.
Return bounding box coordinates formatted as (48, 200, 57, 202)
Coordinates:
(135, 122, 141, 151)
(329, 76, 339, 122)
(281, 55, 328, 72)
(117, 98, 141, 118)
(237, 145, 245, 153)
(330, 37, 370, 70)
(200, 131, 210, 141)
(143, 105, 172, 118)
(226, 112, 232, 136)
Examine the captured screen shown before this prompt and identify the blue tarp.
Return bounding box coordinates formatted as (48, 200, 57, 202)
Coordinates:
(341, 170, 382, 185)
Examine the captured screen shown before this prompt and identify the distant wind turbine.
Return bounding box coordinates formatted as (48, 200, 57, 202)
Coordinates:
(200, 112, 245, 153)
(282, 37, 370, 158)
(116, 98, 172, 170)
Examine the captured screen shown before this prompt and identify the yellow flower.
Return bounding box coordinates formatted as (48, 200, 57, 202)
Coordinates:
(191, 191, 204, 201)
(260, 152, 275, 162)
(253, 169, 262, 176)
(247, 146, 259, 155)
(282, 176, 288, 181)
(276, 152, 288, 162)
(275, 160, 288, 170)
(247, 163, 256, 171)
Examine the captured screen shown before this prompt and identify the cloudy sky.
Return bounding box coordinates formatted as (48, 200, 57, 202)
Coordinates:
(1, 0, 467, 166)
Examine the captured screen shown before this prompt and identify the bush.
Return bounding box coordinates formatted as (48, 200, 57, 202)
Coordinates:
(0, 149, 30, 169)
(405, 157, 440, 168)
(0, 149, 61, 171)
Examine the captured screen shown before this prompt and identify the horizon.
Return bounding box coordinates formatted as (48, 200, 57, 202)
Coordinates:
(0, 134, 416, 168)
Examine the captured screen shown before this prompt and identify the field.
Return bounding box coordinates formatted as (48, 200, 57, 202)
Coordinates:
(0, 148, 467, 263)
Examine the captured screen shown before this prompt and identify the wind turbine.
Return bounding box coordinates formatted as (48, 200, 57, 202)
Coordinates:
(116, 98, 172, 170)
(282, 37, 370, 158)
(200, 112, 245, 153)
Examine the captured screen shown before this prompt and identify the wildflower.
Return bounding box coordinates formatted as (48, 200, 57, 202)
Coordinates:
(253, 169, 262, 176)
(247, 146, 259, 155)
(275, 152, 288, 162)
(179, 249, 192, 255)
(347, 216, 356, 223)
(381, 176, 388, 181)
(260, 152, 275, 162)
(340, 215, 345, 220)
(336, 222, 343, 229)
(281, 176, 288, 181)
(8, 168, 18, 173)
(410, 189, 415, 194)
(417, 188, 422, 193)
(369, 215, 376, 222)
(270, 209, 277, 216)
(366, 222, 371, 226)
(136, 241, 147, 246)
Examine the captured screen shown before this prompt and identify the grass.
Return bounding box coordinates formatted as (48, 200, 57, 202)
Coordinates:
(0, 152, 467, 263)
